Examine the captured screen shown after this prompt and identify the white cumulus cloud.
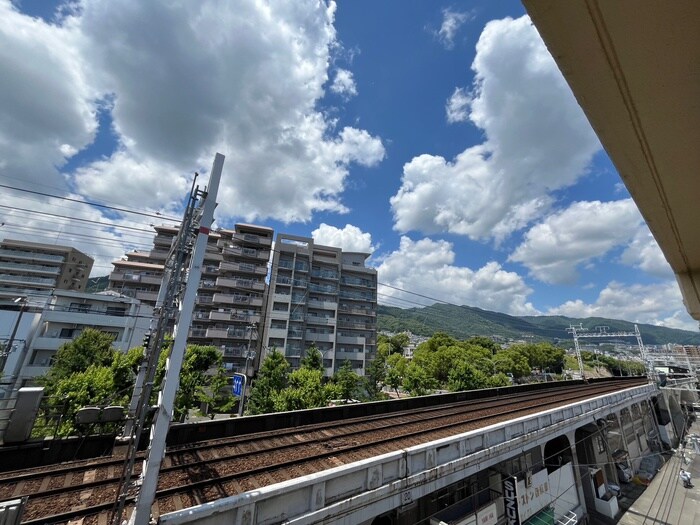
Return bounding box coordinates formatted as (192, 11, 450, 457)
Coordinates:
(0, 1, 97, 190)
(330, 68, 358, 98)
(0, 0, 385, 226)
(376, 236, 537, 316)
(549, 281, 697, 331)
(510, 199, 645, 284)
(437, 8, 473, 49)
(312, 223, 375, 253)
(445, 87, 471, 123)
(392, 15, 601, 242)
(620, 227, 673, 278)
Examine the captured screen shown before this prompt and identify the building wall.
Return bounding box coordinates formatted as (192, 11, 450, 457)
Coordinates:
(108, 223, 273, 373)
(0, 239, 93, 307)
(264, 234, 377, 376)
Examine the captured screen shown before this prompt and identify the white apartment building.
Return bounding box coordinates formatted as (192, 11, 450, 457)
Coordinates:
(264, 234, 377, 376)
(0, 239, 93, 308)
(108, 223, 273, 374)
(13, 290, 152, 382)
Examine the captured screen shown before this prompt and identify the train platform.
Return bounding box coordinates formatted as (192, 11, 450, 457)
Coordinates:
(616, 420, 700, 525)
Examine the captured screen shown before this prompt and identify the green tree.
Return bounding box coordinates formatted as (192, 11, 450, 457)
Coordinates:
(495, 349, 531, 378)
(333, 360, 362, 401)
(246, 349, 290, 415)
(364, 345, 390, 400)
(300, 344, 324, 372)
(447, 361, 489, 392)
(272, 368, 337, 411)
(42, 328, 116, 384)
(465, 336, 501, 355)
(385, 352, 407, 396)
(402, 361, 435, 396)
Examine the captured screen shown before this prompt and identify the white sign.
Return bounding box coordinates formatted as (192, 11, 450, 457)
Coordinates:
(476, 502, 498, 525)
(517, 469, 553, 521)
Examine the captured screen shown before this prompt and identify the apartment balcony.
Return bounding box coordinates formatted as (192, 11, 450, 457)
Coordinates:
(205, 327, 253, 339)
(218, 242, 270, 261)
(308, 299, 337, 310)
(289, 313, 305, 322)
(277, 260, 294, 270)
(340, 277, 376, 288)
(306, 316, 336, 326)
(267, 327, 288, 339)
(202, 251, 224, 262)
(212, 293, 263, 307)
(110, 272, 162, 285)
(189, 328, 207, 338)
(29, 336, 65, 351)
(294, 263, 309, 272)
(0, 249, 64, 263)
(287, 330, 304, 339)
(306, 332, 334, 343)
(273, 293, 291, 303)
(148, 250, 169, 260)
(338, 305, 376, 317)
(202, 265, 220, 275)
(232, 232, 273, 247)
(336, 350, 365, 361)
(337, 334, 365, 345)
(285, 347, 302, 358)
(310, 269, 339, 280)
(291, 295, 306, 304)
(0, 273, 55, 287)
(308, 283, 337, 294)
(0, 261, 60, 276)
(135, 291, 159, 302)
(23, 365, 50, 378)
(221, 344, 248, 357)
(42, 310, 133, 328)
(313, 255, 339, 265)
(215, 277, 265, 291)
(219, 260, 267, 275)
(337, 321, 375, 330)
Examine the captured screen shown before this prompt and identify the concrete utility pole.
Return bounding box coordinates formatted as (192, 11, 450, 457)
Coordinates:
(126, 153, 224, 525)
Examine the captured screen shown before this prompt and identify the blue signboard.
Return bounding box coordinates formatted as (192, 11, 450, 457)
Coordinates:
(232, 375, 243, 397)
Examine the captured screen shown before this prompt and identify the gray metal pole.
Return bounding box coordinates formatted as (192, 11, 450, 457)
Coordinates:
(128, 153, 224, 525)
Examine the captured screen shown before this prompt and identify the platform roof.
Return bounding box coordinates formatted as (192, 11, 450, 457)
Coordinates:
(523, 1, 700, 319)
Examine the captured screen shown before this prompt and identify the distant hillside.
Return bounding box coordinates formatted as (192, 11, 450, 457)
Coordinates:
(378, 303, 700, 346)
(86, 275, 109, 293)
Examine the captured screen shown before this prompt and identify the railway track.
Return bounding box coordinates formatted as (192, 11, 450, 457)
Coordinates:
(0, 379, 645, 524)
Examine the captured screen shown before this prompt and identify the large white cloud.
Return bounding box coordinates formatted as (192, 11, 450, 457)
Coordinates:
(0, 1, 96, 190)
(549, 281, 697, 331)
(510, 199, 644, 284)
(72, 0, 384, 222)
(1, 0, 384, 225)
(312, 223, 375, 253)
(392, 15, 600, 242)
(330, 68, 358, 98)
(620, 227, 673, 278)
(376, 236, 537, 315)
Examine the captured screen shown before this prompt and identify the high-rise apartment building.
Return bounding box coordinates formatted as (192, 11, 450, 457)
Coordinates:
(264, 234, 377, 376)
(108, 223, 273, 373)
(0, 239, 93, 307)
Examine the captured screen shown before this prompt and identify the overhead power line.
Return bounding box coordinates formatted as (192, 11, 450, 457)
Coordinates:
(0, 182, 180, 221)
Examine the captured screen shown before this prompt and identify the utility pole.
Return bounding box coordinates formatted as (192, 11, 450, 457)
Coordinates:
(127, 153, 224, 525)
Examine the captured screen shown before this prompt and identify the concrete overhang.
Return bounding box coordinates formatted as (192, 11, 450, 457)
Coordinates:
(523, 1, 700, 320)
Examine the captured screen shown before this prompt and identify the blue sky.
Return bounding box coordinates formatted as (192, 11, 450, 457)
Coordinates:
(1, 0, 695, 330)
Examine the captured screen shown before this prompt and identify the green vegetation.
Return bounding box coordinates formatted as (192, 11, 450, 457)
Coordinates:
(378, 303, 700, 345)
(34, 329, 234, 437)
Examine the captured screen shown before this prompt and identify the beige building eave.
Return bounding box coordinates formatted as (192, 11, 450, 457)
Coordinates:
(523, 1, 700, 320)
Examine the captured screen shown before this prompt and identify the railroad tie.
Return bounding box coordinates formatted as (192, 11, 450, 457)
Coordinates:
(83, 469, 96, 484)
(11, 481, 25, 498)
(67, 518, 84, 525)
(172, 494, 184, 510)
(64, 472, 73, 488)
(38, 477, 51, 493)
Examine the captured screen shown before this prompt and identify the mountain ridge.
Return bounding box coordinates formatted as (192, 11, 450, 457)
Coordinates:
(377, 303, 700, 345)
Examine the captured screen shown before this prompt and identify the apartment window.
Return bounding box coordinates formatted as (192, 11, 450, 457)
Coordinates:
(59, 328, 81, 338)
(106, 306, 127, 317)
(68, 303, 90, 313)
